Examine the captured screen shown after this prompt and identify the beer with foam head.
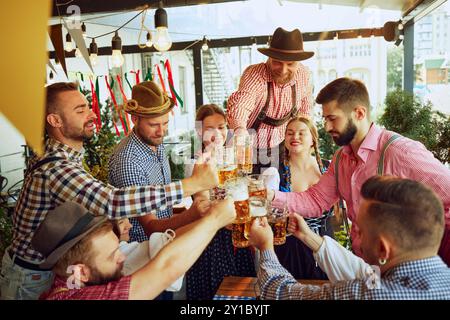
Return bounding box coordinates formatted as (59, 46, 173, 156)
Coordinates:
(268, 207, 288, 245)
(235, 135, 253, 175)
(244, 197, 268, 239)
(247, 174, 267, 198)
(225, 178, 250, 222)
(217, 165, 238, 187)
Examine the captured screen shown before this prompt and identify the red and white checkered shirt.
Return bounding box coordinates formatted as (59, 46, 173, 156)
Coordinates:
(11, 138, 183, 263)
(40, 275, 131, 300)
(227, 61, 313, 148)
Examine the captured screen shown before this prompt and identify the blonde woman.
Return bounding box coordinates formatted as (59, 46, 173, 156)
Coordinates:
(275, 116, 334, 279)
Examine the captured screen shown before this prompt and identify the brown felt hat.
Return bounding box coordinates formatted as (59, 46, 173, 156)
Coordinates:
(123, 81, 175, 118)
(31, 201, 107, 269)
(258, 27, 314, 61)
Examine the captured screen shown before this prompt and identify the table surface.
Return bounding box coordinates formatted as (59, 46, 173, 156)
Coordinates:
(215, 276, 329, 299)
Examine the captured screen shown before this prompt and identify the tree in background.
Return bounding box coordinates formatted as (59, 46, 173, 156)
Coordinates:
(387, 47, 403, 93)
(379, 89, 450, 164)
(316, 120, 339, 161)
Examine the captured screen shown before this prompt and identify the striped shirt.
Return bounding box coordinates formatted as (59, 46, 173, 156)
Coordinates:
(227, 61, 313, 148)
(258, 250, 450, 299)
(11, 138, 183, 263)
(109, 130, 172, 242)
(41, 275, 131, 300)
(273, 124, 450, 257)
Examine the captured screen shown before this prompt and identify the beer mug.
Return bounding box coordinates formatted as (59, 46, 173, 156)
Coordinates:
(244, 197, 268, 240)
(216, 146, 238, 187)
(231, 221, 249, 248)
(268, 206, 288, 245)
(224, 178, 250, 222)
(234, 134, 253, 175)
(246, 174, 268, 199)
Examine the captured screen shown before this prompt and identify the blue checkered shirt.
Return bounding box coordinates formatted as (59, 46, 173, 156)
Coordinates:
(109, 130, 172, 242)
(11, 138, 183, 263)
(258, 250, 450, 300)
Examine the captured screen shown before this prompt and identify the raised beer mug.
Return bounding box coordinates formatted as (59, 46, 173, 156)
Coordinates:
(244, 196, 268, 240)
(234, 134, 253, 175)
(268, 206, 288, 245)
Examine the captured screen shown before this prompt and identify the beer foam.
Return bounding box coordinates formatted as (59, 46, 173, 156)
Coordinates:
(250, 205, 266, 217)
(229, 188, 248, 202)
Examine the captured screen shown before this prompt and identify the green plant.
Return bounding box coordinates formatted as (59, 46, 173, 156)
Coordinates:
(316, 120, 339, 161)
(0, 207, 13, 263)
(82, 88, 123, 182)
(379, 90, 450, 164)
(334, 225, 352, 251)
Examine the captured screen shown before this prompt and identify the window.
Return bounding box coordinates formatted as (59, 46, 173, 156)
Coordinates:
(178, 66, 188, 114)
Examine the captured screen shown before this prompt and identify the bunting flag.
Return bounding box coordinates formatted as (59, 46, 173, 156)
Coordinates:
(76, 72, 85, 92)
(63, 19, 94, 73)
(89, 78, 101, 132)
(116, 75, 131, 135)
(47, 60, 57, 74)
(49, 24, 68, 78)
(155, 64, 167, 92)
(130, 70, 141, 85)
(1, 0, 51, 155)
(104, 76, 121, 137)
(124, 72, 133, 91)
(144, 67, 153, 81)
(164, 59, 184, 108)
(105, 76, 127, 137)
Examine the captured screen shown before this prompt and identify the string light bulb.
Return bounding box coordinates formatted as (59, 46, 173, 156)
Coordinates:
(65, 33, 74, 52)
(201, 36, 208, 51)
(111, 31, 124, 68)
(146, 31, 153, 48)
(81, 22, 87, 39)
(49, 71, 54, 80)
(333, 32, 339, 41)
(154, 2, 172, 52)
(89, 38, 98, 66)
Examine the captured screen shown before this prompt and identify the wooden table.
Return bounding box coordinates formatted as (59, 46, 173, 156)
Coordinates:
(215, 276, 329, 299)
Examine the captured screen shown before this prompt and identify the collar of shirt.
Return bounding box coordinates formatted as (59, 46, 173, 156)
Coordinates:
(45, 138, 84, 163)
(262, 61, 302, 88)
(341, 123, 381, 163)
(383, 256, 447, 279)
(129, 130, 165, 160)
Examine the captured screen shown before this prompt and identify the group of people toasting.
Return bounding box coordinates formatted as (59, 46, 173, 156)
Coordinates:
(1, 27, 449, 301)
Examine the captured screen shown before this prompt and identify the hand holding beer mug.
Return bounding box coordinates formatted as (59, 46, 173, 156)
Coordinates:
(208, 198, 237, 229)
(191, 151, 219, 191)
(225, 177, 250, 248)
(247, 216, 274, 251)
(244, 197, 268, 240)
(246, 174, 269, 198)
(268, 206, 288, 245)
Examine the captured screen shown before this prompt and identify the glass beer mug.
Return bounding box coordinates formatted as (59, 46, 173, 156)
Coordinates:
(234, 134, 253, 175)
(225, 177, 250, 248)
(268, 206, 288, 245)
(244, 196, 268, 240)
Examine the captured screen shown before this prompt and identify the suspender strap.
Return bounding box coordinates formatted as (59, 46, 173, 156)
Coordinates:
(250, 82, 298, 132)
(334, 148, 344, 198)
(377, 134, 401, 175)
(26, 156, 64, 176)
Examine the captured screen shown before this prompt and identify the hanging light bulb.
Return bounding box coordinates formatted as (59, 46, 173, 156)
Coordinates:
(357, 31, 362, 39)
(252, 37, 257, 51)
(266, 36, 271, 46)
(75, 47, 82, 58)
(146, 31, 153, 48)
(370, 30, 375, 38)
(81, 22, 87, 39)
(333, 32, 339, 41)
(153, 2, 172, 52)
(201, 36, 208, 51)
(111, 31, 125, 68)
(65, 33, 74, 52)
(89, 38, 98, 66)
(49, 71, 54, 80)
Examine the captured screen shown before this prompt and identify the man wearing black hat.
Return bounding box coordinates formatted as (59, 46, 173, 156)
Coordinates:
(227, 27, 314, 174)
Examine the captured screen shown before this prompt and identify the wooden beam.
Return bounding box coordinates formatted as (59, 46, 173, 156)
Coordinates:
(49, 27, 385, 59)
(52, 0, 242, 17)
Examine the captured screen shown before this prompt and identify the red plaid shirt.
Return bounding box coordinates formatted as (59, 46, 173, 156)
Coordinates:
(227, 61, 313, 148)
(40, 276, 132, 300)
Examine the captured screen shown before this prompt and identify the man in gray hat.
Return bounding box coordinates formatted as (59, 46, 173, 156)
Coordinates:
(227, 27, 314, 174)
(32, 199, 236, 300)
(0, 82, 218, 300)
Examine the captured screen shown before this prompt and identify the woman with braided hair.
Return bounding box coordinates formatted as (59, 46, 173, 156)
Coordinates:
(274, 116, 334, 279)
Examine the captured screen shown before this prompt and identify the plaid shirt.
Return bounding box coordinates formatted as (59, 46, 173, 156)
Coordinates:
(258, 250, 450, 300)
(11, 138, 183, 263)
(40, 275, 131, 300)
(109, 130, 172, 242)
(227, 61, 313, 148)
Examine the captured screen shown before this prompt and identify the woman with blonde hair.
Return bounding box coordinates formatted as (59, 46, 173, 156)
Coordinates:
(275, 116, 334, 279)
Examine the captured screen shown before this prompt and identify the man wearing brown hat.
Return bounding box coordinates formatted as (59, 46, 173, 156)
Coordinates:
(32, 199, 236, 300)
(109, 81, 210, 255)
(227, 27, 314, 174)
(0, 82, 218, 300)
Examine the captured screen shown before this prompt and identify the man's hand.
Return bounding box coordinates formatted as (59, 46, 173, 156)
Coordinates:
(188, 153, 219, 192)
(288, 213, 324, 253)
(187, 198, 211, 218)
(248, 217, 273, 251)
(208, 198, 236, 229)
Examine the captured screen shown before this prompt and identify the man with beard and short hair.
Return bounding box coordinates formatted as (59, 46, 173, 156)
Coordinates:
(268, 77, 450, 265)
(0, 82, 219, 300)
(227, 27, 314, 174)
(33, 200, 236, 300)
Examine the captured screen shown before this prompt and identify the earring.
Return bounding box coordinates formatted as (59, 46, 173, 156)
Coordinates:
(378, 258, 387, 265)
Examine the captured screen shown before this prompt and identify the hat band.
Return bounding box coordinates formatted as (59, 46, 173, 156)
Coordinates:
(124, 93, 172, 116)
(268, 47, 305, 54)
